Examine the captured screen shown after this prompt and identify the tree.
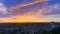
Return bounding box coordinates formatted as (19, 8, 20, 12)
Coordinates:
(0, 31, 3, 34)
(34, 31, 41, 34)
(9, 30, 17, 34)
(50, 27, 60, 34)
(41, 30, 48, 34)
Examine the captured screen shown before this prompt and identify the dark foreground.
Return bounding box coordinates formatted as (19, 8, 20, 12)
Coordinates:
(0, 22, 60, 34)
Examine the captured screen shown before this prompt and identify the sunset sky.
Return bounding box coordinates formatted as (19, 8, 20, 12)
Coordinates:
(0, 0, 60, 22)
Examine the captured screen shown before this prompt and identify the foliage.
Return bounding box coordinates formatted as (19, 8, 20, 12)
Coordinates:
(50, 27, 60, 34)
(0, 27, 60, 34)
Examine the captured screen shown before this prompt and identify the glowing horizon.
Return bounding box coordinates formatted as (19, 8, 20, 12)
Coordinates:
(0, 0, 60, 22)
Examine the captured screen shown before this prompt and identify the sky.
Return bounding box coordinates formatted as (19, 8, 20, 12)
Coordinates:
(0, 0, 60, 22)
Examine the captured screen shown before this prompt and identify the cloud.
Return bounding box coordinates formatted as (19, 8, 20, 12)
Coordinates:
(0, 3, 8, 15)
(9, 0, 48, 11)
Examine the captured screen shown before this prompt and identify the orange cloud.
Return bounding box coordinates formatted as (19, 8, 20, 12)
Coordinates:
(0, 7, 59, 23)
(9, 0, 48, 11)
(11, 7, 52, 22)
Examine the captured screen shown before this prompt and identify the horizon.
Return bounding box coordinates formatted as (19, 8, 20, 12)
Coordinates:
(0, 0, 60, 22)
